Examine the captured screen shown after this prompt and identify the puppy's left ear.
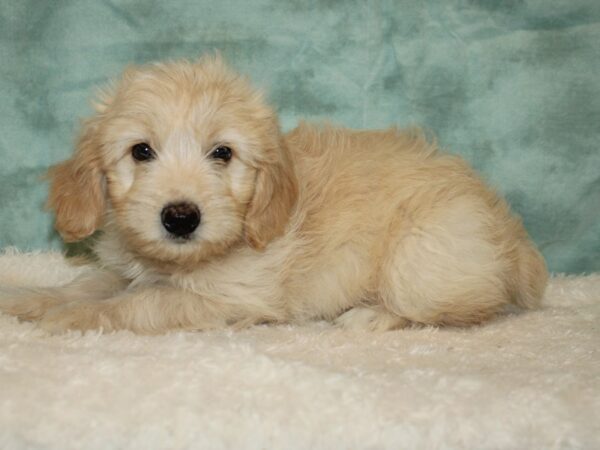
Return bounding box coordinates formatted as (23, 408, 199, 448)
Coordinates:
(46, 117, 106, 242)
(244, 139, 298, 250)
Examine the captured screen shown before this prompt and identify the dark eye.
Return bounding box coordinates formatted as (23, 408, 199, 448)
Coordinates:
(210, 145, 232, 162)
(131, 143, 155, 162)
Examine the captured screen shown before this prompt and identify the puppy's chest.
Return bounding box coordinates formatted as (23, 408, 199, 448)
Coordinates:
(167, 239, 372, 320)
(169, 248, 289, 306)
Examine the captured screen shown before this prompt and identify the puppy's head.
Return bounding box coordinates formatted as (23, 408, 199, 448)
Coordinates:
(48, 56, 297, 267)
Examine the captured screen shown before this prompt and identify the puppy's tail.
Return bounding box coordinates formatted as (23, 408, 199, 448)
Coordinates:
(512, 241, 548, 309)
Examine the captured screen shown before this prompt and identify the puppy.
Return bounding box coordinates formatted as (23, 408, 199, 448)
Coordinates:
(0, 56, 548, 334)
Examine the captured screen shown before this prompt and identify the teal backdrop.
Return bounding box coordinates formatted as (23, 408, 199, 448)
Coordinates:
(0, 0, 598, 273)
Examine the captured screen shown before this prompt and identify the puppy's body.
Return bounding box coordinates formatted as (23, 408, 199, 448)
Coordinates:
(0, 58, 547, 333)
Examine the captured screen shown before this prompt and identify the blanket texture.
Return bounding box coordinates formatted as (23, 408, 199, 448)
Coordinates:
(1, 0, 599, 273)
(0, 249, 598, 449)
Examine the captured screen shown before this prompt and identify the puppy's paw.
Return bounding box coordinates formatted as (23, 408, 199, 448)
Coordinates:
(0, 287, 64, 322)
(334, 306, 409, 332)
(37, 302, 113, 334)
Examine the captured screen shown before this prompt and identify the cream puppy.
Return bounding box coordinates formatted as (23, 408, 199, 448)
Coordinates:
(0, 56, 548, 334)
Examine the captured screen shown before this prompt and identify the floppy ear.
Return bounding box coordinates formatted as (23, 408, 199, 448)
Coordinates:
(244, 140, 298, 250)
(46, 118, 105, 242)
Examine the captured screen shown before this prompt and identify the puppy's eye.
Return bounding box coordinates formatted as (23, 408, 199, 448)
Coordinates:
(131, 143, 155, 162)
(210, 145, 232, 162)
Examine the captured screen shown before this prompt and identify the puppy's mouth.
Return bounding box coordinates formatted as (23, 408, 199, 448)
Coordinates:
(167, 233, 195, 243)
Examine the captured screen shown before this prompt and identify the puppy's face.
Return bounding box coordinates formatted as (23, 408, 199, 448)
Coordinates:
(48, 58, 297, 268)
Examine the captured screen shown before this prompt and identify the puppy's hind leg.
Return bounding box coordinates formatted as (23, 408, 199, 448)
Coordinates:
(378, 198, 512, 327)
(0, 270, 127, 322)
(335, 305, 409, 331)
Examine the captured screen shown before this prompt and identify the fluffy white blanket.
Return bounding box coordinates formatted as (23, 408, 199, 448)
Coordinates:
(0, 249, 598, 449)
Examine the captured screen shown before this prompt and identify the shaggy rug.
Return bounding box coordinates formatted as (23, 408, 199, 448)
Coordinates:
(0, 249, 598, 449)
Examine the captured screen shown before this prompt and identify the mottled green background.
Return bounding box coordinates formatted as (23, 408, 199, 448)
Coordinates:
(0, 0, 598, 273)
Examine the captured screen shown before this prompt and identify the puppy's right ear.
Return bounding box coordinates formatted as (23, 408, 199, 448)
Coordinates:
(46, 117, 105, 242)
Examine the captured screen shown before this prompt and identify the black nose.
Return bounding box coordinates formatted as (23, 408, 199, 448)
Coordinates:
(161, 202, 201, 238)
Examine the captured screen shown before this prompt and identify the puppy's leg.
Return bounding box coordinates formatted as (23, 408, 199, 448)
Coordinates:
(378, 197, 513, 326)
(335, 305, 409, 331)
(0, 270, 127, 322)
(36, 286, 270, 335)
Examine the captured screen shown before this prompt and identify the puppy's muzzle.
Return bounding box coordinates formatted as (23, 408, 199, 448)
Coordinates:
(161, 202, 201, 238)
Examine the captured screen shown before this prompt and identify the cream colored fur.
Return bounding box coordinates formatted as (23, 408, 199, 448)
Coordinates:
(0, 56, 548, 334)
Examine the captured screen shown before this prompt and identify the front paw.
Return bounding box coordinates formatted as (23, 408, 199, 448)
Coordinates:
(0, 287, 63, 321)
(37, 302, 113, 334)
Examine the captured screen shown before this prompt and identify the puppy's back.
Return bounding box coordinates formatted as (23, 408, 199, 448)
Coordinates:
(284, 122, 547, 319)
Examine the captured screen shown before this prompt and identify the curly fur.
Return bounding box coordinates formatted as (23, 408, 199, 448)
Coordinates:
(0, 56, 548, 334)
